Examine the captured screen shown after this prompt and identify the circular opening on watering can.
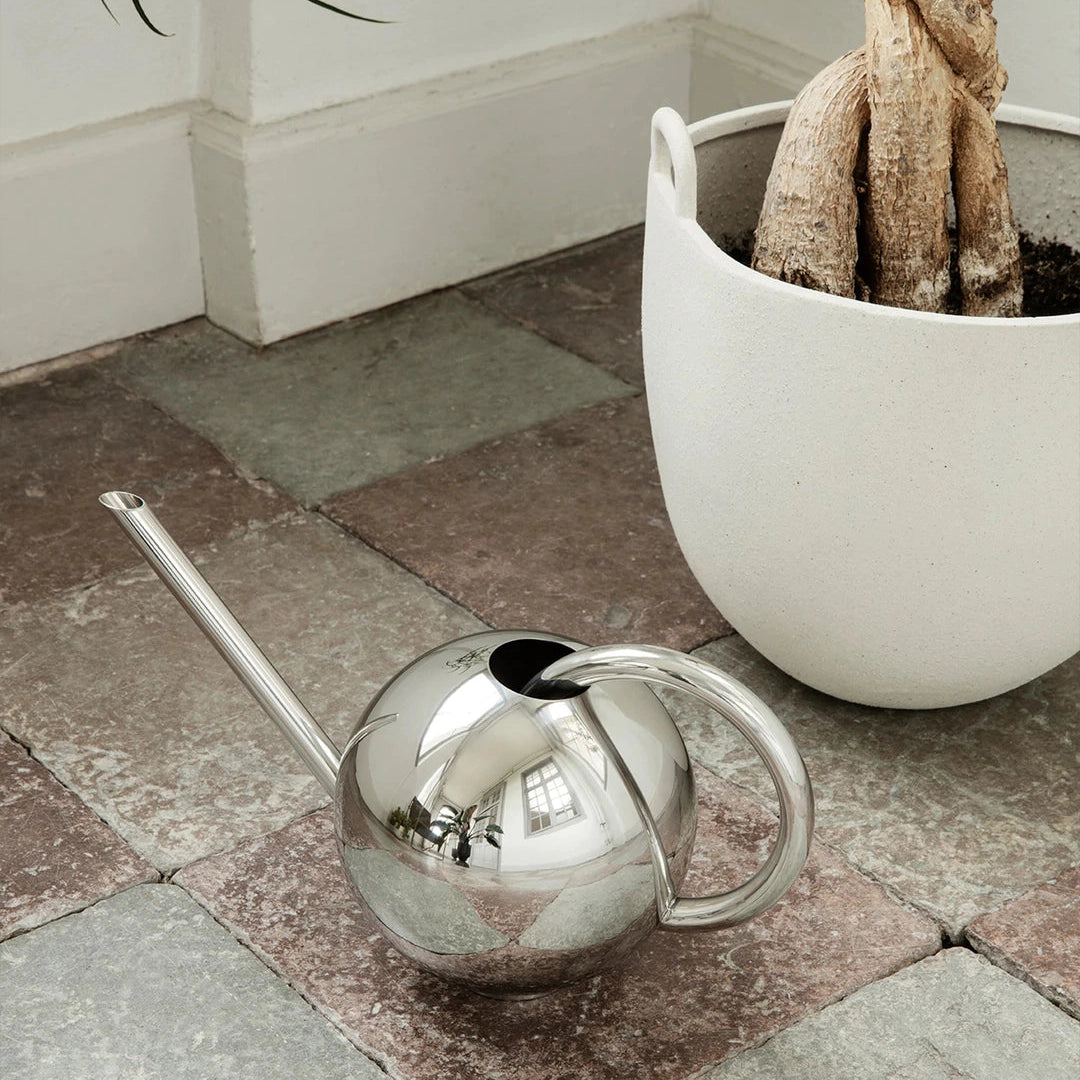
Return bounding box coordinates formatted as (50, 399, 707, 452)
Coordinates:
(488, 639, 583, 700)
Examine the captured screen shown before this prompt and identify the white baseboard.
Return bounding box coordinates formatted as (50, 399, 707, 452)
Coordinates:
(1, 16, 812, 365)
(0, 107, 204, 372)
(191, 19, 696, 344)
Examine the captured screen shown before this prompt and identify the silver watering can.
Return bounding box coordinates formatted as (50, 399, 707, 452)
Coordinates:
(101, 491, 813, 999)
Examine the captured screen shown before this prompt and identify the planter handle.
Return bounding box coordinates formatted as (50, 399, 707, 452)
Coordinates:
(650, 107, 698, 220)
(534, 644, 813, 930)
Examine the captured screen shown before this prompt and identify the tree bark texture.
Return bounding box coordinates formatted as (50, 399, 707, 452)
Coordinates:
(753, 0, 1021, 317)
(753, 49, 869, 298)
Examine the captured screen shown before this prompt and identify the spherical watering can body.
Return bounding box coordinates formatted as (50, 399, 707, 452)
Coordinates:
(335, 630, 814, 998)
(335, 630, 698, 997)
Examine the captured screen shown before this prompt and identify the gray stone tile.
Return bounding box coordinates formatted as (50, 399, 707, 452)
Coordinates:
(968, 865, 1080, 1019)
(324, 396, 731, 652)
(0, 514, 483, 870)
(668, 637, 1080, 938)
(0, 734, 157, 940)
(177, 770, 938, 1080)
(698, 949, 1080, 1080)
(0, 365, 292, 606)
(0, 885, 380, 1079)
(103, 296, 635, 505)
(461, 227, 645, 386)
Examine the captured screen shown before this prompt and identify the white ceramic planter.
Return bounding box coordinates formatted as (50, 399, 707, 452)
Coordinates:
(643, 103, 1080, 708)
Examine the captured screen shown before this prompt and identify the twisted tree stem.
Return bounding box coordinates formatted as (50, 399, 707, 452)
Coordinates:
(753, 0, 1021, 317)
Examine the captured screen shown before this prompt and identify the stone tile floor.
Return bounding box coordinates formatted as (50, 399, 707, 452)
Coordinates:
(2, 227, 1078, 1078)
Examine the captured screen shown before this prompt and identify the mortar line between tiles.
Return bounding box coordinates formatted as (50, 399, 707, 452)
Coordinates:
(683, 627, 741, 653)
(799, 829, 955, 945)
(96, 296, 643, 512)
(450, 284, 647, 392)
(688, 752, 957, 950)
(5, 875, 397, 1078)
(811, 828, 1080, 952)
(0, 366, 302, 613)
(679, 944, 953, 1080)
(0, 877, 162, 946)
(704, 941, 1026, 1080)
(0, 731, 165, 891)
(3, 750, 167, 884)
(311, 507, 499, 629)
(963, 922, 1080, 1022)
(162, 804, 338, 885)
(689, 940, 1080, 1080)
(170, 876, 399, 1078)
(94, 360, 308, 510)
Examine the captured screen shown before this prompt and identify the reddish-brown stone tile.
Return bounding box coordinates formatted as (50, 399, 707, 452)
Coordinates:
(0, 735, 157, 940)
(324, 396, 729, 652)
(177, 771, 939, 1080)
(461, 227, 645, 386)
(0, 366, 293, 605)
(0, 515, 483, 871)
(967, 866, 1080, 1019)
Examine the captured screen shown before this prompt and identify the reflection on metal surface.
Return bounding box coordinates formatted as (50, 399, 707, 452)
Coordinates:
(523, 758, 579, 833)
(338, 631, 695, 996)
(338, 631, 812, 998)
(557, 712, 607, 784)
(417, 670, 505, 762)
(101, 493, 812, 1000)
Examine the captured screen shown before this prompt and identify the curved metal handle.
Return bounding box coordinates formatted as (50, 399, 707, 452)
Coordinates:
(650, 106, 698, 220)
(535, 644, 813, 930)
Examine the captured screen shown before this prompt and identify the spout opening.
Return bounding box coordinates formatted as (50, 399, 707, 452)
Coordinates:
(489, 638, 584, 700)
(99, 491, 145, 511)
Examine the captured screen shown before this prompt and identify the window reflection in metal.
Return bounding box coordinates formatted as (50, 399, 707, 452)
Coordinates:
(558, 714, 607, 785)
(417, 671, 504, 762)
(523, 758, 579, 834)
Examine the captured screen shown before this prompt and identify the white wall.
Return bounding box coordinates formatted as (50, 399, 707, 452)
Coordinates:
(997, 1, 1080, 114)
(706, 0, 1080, 114)
(0, 0, 205, 372)
(242, 0, 701, 123)
(2, 0, 1077, 372)
(191, 24, 693, 345)
(0, 0, 201, 144)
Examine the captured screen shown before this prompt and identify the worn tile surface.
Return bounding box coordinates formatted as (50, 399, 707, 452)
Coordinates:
(0, 734, 157, 940)
(8, 225, 1079, 1080)
(0, 366, 291, 606)
(699, 948, 1080, 1079)
(670, 636, 1080, 937)
(462, 227, 645, 386)
(0, 885, 380, 1079)
(0, 514, 482, 870)
(103, 295, 635, 505)
(325, 395, 730, 651)
(177, 769, 938, 1080)
(968, 865, 1080, 1019)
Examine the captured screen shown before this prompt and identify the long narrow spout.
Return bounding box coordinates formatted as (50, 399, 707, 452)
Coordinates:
(99, 491, 339, 796)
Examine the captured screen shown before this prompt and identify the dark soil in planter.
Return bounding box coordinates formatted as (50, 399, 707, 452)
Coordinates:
(725, 231, 1079, 317)
(1015, 235, 1080, 316)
